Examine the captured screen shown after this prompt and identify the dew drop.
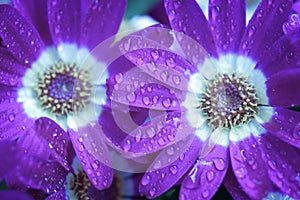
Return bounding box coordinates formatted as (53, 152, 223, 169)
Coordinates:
(166, 146, 174, 155)
(235, 167, 247, 178)
(122, 139, 131, 152)
(149, 187, 157, 197)
(267, 160, 277, 170)
(8, 113, 15, 122)
(162, 98, 171, 108)
(126, 92, 136, 103)
(172, 75, 181, 85)
(202, 190, 209, 198)
(153, 160, 162, 169)
(292, 123, 300, 139)
(206, 171, 215, 181)
(169, 165, 178, 174)
(142, 96, 151, 105)
(168, 10, 176, 21)
(212, 158, 226, 171)
(150, 50, 159, 60)
(146, 127, 155, 138)
(166, 57, 175, 67)
(78, 144, 84, 152)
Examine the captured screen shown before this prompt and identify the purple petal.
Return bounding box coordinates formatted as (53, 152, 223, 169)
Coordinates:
(223, 165, 251, 200)
(255, 30, 300, 78)
(230, 134, 272, 199)
(79, 0, 127, 50)
(259, 133, 300, 199)
(69, 126, 114, 190)
(139, 136, 201, 198)
(260, 108, 300, 148)
(266, 69, 300, 107)
(0, 87, 34, 140)
(0, 191, 34, 200)
(6, 155, 67, 194)
(164, 0, 218, 58)
(120, 111, 192, 156)
(48, 0, 80, 45)
(35, 117, 72, 170)
(208, 0, 245, 53)
(0, 140, 19, 180)
(180, 145, 229, 200)
(118, 48, 195, 92)
(0, 5, 45, 66)
(239, 0, 292, 62)
(12, 0, 53, 45)
(45, 191, 66, 200)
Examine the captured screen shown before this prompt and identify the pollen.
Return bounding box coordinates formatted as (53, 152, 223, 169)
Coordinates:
(69, 170, 91, 200)
(34, 61, 92, 117)
(200, 73, 258, 129)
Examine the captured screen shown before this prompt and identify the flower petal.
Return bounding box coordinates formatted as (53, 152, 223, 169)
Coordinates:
(208, 0, 246, 53)
(223, 165, 251, 200)
(80, 0, 127, 50)
(35, 117, 72, 170)
(230, 134, 272, 199)
(259, 133, 300, 199)
(180, 145, 229, 200)
(266, 69, 300, 107)
(69, 126, 114, 190)
(45, 191, 66, 200)
(0, 140, 19, 180)
(47, 0, 80, 45)
(139, 136, 200, 198)
(120, 111, 192, 156)
(239, 0, 292, 62)
(255, 30, 300, 78)
(0, 5, 45, 66)
(12, 0, 53, 45)
(164, 0, 217, 58)
(260, 107, 300, 149)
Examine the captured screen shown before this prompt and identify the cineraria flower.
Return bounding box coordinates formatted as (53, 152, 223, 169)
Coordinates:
(112, 0, 300, 199)
(0, 0, 127, 191)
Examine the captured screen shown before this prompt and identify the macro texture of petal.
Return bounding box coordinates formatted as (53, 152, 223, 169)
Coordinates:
(0, 191, 34, 200)
(45, 191, 66, 200)
(69, 128, 114, 190)
(266, 69, 300, 107)
(140, 136, 200, 198)
(0, 140, 19, 180)
(12, 0, 53, 45)
(260, 108, 300, 148)
(208, 0, 246, 53)
(0, 5, 45, 66)
(256, 30, 300, 78)
(181, 145, 229, 200)
(259, 133, 300, 199)
(47, 0, 80, 45)
(223, 165, 251, 200)
(239, 0, 292, 62)
(164, 0, 218, 58)
(230, 134, 272, 200)
(80, 0, 127, 50)
(35, 118, 72, 170)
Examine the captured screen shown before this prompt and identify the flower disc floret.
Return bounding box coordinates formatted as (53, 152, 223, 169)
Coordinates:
(200, 73, 258, 128)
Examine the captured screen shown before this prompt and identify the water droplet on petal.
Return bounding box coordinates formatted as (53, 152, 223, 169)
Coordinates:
(212, 158, 226, 171)
(267, 160, 277, 170)
(151, 50, 159, 60)
(162, 98, 171, 108)
(235, 167, 247, 178)
(166, 146, 174, 155)
(202, 190, 209, 198)
(149, 187, 157, 197)
(142, 96, 151, 105)
(206, 171, 215, 181)
(141, 175, 151, 186)
(169, 165, 178, 174)
(293, 123, 300, 139)
(126, 92, 136, 103)
(153, 160, 162, 169)
(123, 139, 131, 152)
(8, 113, 15, 122)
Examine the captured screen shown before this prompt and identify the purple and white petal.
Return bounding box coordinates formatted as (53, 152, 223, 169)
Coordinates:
(180, 145, 229, 200)
(164, 0, 218, 59)
(12, 0, 53, 45)
(259, 133, 300, 199)
(140, 136, 200, 198)
(239, 0, 292, 62)
(208, 0, 246, 53)
(230, 134, 272, 199)
(255, 30, 300, 78)
(0, 5, 45, 66)
(47, 0, 80, 45)
(69, 126, 114, 190)
(35, 117, 72, 170)
(266, 69, 300, 108)
(80, 0, 127, 50)
(260, 107, 300, 148)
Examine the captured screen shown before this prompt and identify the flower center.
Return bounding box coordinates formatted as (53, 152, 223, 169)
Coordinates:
(200, 73, 258, 128)
(34, 61, 92, 117)
(68, 170, 91, 200)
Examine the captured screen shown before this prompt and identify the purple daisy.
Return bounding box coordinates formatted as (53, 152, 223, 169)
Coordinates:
(109, 0, 300, 199)
(0, 0, 128, 191)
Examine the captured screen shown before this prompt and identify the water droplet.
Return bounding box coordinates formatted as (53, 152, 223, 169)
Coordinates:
(168, 10, 176, 21)
(166, 57, 175, 67)
(206, 171, 215, 181)
(162, 98, 171, 108)
(202, 190, 209, 198)
(149, 187, 157, 197)
(172, 75, 181, 85)
(212, 158, 226, 171)
(141, 175, 150, 186)
(151, 50, 159, 60)
(153, 160, 162, 169)
(235, 167, 247, 178)
(166, 147, 174, 155)
(92, 161, 99, 169)
(142, 96, 151, 105)
(170, 165, 178, 174)
(146, 127, 155, 138)
(122, 139, 131, 152)
(8, 113, 15, 122)
(78, 144, 84, 152)
(126, 92, 136, 103)
(248, 25, 256, 36)
(267, 160, 277, 170)
(293, 123, 300, 139)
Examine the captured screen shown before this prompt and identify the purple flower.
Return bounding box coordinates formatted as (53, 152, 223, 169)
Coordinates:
(0, 0, 127, 191)
(110, 0, 300, 199)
